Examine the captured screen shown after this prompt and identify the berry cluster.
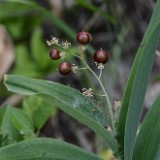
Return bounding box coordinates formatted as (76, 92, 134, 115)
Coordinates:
(48, 31, 109, 75)
(49, 48, 72, 75)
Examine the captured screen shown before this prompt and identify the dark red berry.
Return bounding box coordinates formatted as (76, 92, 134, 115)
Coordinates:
(58, 61, 72, 75)
(87, 32, 92, 43)
(94, 49, 109, 64)
(77, 31, 92, 45)
(49, 48, 60, 60)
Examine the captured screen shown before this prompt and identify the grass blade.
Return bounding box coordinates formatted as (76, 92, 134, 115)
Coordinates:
(117, 0, 160, 158)
(124, 24, 160, 160)
(4, 75, 118, 152)
(0, 138, 102, 160)
(132, 96, 160, 160)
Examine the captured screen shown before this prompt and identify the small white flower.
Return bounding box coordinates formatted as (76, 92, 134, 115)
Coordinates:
(51, 36, 59, 44)
(82, 88, 93, 97)
(46, 36, 59, 46)
(72, 64, 79, 73)
(95, 62, 104, 70)
(107, 126, 112, 132)
(62, 41, 71, 49)
(78, 45, 86, 51)
(46, 40, 52, 46)
(59, 51, 66, 59)
(113, 100, 121, 111)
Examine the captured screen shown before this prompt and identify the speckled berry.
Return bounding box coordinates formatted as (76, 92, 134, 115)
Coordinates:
(58, 61, 72, 75)
(77, 31, 92, 45)
(94, 49, 109, 64)
(49, 48, 60, 60)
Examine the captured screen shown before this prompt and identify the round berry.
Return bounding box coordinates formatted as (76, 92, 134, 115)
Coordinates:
(58, 61, 72, 75)
(49, 48, 60, 60)
(77, 31, 92, 45)
(94, 49, 109, 64)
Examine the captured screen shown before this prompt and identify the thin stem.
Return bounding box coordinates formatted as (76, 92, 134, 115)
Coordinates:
(95, 94, 106, 97)
(99, 68, 103, 79)
(78, 67, 88, 70)
(54, 45, 115, 132)
(81, 59, 115, 132)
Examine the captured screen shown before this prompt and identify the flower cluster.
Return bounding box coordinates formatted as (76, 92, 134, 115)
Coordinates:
(82, 88, 94, 97)
(46, 37, 72, 75)
(46, 36, 58, 46)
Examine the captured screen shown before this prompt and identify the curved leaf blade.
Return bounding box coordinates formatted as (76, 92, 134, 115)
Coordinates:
(4, 75, 118, 152)
(132, 96, 160, 160)
(117, 0, 160, 157)
(22, 95, 57, 131)
(124, 24, 160, 160)
(10, 106, 35, 138)
(0, 138, 102, 160)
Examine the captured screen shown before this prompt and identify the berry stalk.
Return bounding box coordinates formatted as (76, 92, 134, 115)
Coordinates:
(80, 57, 116, 132)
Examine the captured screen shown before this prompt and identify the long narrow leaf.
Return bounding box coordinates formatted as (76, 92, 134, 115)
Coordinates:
(4, 75, 118, 152)
(132, 96, 160, 160)
(124, 24, 160, 160)
(0, 138, 102, 160)
(117, 0, 160, 157)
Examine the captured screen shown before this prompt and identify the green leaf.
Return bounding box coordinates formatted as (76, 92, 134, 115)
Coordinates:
(12, 45, 41, 77)
(0, 138, 102, 160)
(31, 28, 49, 69)
(0, 108, 6, 127)
(22, 95, 57, 131)
(0, 105, 35, 144)
(4, 75, 118, 152)
(117, 0, 160, 158)
(0, 107, 11, 147)
(10, 107, 35, 139)
(132, 96, 160, 160)
(124, 24, 160, 160)
(0, 2, 42, 39)
(0, 1, 34, 20)
(0, 106, 23, 145)
(1, 0, 95, 54)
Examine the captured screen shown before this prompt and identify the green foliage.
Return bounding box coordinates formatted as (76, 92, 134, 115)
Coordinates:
(0, 0, 94, 53)
(0, 138, 102, 160)
(11, 27, 59, 77)
(12, 44, 42, 77)
(22, 95, 57, 131)
(1, 0, 160, 159)
(0, 105, 35, 146)
(31, 28, 50, 69)
(117, 0, 160, 158)
(132, 96, 160, 160)
(0, 2, 42, 39)
(4, 75, 118, 152)
(0, 97, 57, 148)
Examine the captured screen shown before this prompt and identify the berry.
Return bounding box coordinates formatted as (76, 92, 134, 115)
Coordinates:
(58, 61, 72, 75)
(49, 48, 60, 60)
(77, 31, 92, 45)
(94, 49, 109, 64)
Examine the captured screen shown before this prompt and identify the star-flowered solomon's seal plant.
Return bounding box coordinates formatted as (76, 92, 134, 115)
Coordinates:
(1, 0, 160, 160)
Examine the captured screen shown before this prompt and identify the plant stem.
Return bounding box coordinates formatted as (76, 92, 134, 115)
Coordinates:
(80, 58, 115, 132)
(55, 46, 115, 132)
(99, 68, 103, 79)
